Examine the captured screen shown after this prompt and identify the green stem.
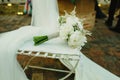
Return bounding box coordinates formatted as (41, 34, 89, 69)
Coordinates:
(33, 36, 48, 46)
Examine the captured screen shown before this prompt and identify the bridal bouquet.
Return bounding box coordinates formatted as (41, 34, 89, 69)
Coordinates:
(58, 7, 91, 49)
(33, 7, 91, 49)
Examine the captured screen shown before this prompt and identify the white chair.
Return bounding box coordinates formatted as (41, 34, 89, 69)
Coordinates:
(17, 37, 80, 80)
(17, 0, 80, 80)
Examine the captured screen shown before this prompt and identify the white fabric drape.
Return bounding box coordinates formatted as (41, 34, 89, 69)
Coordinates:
(0, 26, 42, 80)
(31, 0, 59, 34)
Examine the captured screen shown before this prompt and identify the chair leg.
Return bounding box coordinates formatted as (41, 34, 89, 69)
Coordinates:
(24, 56, 36, 71)
(59, 60, 80, 80)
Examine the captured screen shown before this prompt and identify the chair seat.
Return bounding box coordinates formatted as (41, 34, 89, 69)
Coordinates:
(19, 37, 80, 58)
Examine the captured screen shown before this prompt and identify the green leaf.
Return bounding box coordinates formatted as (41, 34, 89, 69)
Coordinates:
(33, 36, 48, 46)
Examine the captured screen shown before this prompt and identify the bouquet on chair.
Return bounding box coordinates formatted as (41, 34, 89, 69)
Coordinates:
(33, 7, 91, 49)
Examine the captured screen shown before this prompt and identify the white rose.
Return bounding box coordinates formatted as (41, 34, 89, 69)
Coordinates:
(66, 16, 75, 25)
(60, 24, 74, 40)
(68, 30, 87, 48)
(66, 16, 83, 30)
(66, 16, 79, 26)
(72, 16, 80, 23)
(78, 21, 83, 29)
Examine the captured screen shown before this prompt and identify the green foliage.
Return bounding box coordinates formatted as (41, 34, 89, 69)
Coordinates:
(58, 16, 66, 26)
(33, 36, 48, 46)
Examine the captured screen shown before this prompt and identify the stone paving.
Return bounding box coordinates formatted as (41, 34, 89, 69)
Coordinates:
(0, 15, 120, 77)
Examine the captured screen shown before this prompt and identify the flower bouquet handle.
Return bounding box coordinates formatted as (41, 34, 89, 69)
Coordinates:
(33, 32, 59, 46)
